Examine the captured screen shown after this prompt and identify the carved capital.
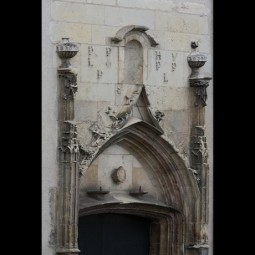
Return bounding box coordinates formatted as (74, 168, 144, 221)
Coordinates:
(189, 78, 210, 88)
(190, 78, 211, 107)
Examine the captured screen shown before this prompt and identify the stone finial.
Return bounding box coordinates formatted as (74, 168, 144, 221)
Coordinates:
(188, 41, 212, 107)
(187, 41, 207, 79)
(56, 38, 79, 68)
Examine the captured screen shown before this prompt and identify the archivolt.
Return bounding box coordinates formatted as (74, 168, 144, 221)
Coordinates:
(82, 120, 200, 219)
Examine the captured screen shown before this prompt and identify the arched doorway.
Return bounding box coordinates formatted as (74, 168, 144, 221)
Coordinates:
(78, 121, 196, 255)
(76, 26, 201, 255)
(55, 25, 209, 255)
(78, 213, 150, 255)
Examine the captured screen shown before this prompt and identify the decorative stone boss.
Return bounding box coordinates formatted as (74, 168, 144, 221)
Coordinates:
(111, 166, 127, 184)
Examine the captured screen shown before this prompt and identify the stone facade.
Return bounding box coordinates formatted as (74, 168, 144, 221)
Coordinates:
(42, 1, 213, 255)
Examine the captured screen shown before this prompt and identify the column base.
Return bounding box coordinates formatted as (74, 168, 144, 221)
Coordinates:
(186, 244, 209, 255)
(56, 248, 80, 255)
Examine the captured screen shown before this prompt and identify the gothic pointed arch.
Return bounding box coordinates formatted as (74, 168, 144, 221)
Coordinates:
(78, 117, 200, 255)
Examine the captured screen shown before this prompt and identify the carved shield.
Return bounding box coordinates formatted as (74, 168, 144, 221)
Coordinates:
(111, 166, 126, 184)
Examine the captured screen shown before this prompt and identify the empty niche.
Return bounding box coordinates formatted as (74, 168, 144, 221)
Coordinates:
(124, 40, 143, 84)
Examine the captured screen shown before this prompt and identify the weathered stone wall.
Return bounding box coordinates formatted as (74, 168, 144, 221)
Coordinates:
(42, 1, 213, 255)
(42, 1, 59, 255)
(50, 0, 212, 160)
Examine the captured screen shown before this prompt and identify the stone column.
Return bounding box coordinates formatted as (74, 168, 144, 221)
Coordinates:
(56, 38, 80, 255)
(187, 42, 212, 255)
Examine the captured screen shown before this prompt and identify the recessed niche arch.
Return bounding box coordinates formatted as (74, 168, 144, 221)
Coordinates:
(124, 40, 143, 84)
(113, 25, 159, 85)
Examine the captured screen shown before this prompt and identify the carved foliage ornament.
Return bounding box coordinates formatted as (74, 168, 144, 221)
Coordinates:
(188, 168, 200, 183)
(79, 85, 164, 175)
(191, 126, 208, 162)
(59, 72, 78, 100)
(59, 121, 79, 153)
(154, 110, 165, 123)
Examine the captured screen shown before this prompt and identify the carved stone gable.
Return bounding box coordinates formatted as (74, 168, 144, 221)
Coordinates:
(79, 84, 165, 175)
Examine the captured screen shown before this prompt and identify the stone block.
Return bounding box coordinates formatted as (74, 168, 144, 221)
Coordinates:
(149, 87, 190, 110)
(49, 21, 91, 43)
(80, 164, 98, 191)
(132, 157, 142, 168)
(87, 0, 116, 5)
(98, 154, 133, 190)
(102, 144, 131, 155)
(105, 6, 154, 28)
(162, 110, 190, 133)
(117, 0, 174, 12)
(76, 121, 95, 147)
(175, 2, 210, 16)
(75, 100, 98, 121)
(155, 11, 209, 34)
(147, 49, 184, 87)
(51, 1, 104, 24)
(146, 30, 165, 50)
(165, 32, 211, 53)
(91, 25, 121, 45)
(76, 82, 116, 102)
(115, 84, 140, 106)
(132, 167, 156, 196)
(62, 0, 116, 5)
(185, 223, 199, 239)
(80, 44, 118, 83)
(183, 52, 192, 86)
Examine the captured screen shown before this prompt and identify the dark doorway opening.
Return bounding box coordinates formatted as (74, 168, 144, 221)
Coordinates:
(78, 213, 151, 255)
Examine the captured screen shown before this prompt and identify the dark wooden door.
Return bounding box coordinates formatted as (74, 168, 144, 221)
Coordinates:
(78, 213, 150, 255)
